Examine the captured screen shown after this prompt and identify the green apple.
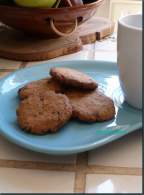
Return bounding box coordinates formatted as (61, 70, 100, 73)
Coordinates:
(15, 0, 58, 8)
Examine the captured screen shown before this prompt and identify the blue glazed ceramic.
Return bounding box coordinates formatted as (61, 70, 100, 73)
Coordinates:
(0, 60, 142, 155)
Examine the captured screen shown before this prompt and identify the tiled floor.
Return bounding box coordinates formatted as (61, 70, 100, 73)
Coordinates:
(0, 133, 142, 193)
(27, 44, 95, 67)
(86, 174, 142, 193)
(88, 130, 142, 168)
(0, 136, 76, 164)
(0, 168, 75, 193)
(94, 36, 117, 62)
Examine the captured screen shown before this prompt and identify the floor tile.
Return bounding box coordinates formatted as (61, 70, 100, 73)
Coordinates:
(0, 167, 75, 193)
(86, 174, 142, 193)
(94, 36, 117, 62)
(0, 136, 76, 164)
(88, 130, 142, 168)
(94, 51, 117, 62)
(0, 59, 21, 70)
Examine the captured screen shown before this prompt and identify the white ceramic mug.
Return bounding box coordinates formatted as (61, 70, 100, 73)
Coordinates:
(117, 14, 142, 109)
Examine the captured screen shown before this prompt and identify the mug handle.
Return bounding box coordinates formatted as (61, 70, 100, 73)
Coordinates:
(50, 0, 78, 37)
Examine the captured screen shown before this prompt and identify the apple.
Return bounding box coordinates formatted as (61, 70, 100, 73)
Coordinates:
(15, 0, 58, 8)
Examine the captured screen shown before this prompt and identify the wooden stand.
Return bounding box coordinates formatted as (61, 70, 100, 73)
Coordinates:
(79, 17, 115, 44)
(0, 17, 114, 61)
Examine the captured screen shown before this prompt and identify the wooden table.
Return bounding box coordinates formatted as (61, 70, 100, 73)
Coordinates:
(0, 35, 142, 193)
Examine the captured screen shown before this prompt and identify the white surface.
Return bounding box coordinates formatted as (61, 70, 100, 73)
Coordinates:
(86, 174, 142, 193)
(27, 44, 95, 67)
(109, 0, 142, 26)
(94, 36, 117, 62)
(0, 168, 75, 193)
(88, 130, 142, 168)
(0, 135, 76, 164)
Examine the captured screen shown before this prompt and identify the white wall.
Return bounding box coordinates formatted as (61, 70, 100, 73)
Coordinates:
(95, 0, 142, 21)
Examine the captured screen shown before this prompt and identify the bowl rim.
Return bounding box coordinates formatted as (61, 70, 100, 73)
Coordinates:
(0, 0, 104, 12)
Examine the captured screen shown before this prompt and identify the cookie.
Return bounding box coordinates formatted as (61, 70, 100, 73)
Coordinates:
(18, 77, 63, 100)
(65, 89, 115, 122)
(50, 67, 98, 90)
(16, 91, 72, 134)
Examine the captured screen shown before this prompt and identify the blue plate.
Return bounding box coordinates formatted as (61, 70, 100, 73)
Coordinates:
(0, 61, 142, 155)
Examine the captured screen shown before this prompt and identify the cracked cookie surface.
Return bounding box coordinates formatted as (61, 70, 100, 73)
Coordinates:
(65, 89, 115, 122)
(18, 78, 63, 100)
(50, 67, 98, 90)
(17, 91, 72, 134)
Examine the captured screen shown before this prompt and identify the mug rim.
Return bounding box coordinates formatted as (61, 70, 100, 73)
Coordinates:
(118, 14, 142, 31)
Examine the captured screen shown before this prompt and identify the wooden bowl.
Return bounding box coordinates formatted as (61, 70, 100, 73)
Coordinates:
(0, 0, 104, 38)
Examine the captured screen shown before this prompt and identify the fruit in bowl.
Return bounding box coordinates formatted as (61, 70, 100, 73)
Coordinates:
(0, 0, 104, 38)
(15, 0, 58, 7)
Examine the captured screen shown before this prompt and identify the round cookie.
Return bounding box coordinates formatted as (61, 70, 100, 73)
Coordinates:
(65, 90, 115, 122)
(50, 67, 98, 90)
(17, 91, 72, 134)
(18, 77, 63, 100)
